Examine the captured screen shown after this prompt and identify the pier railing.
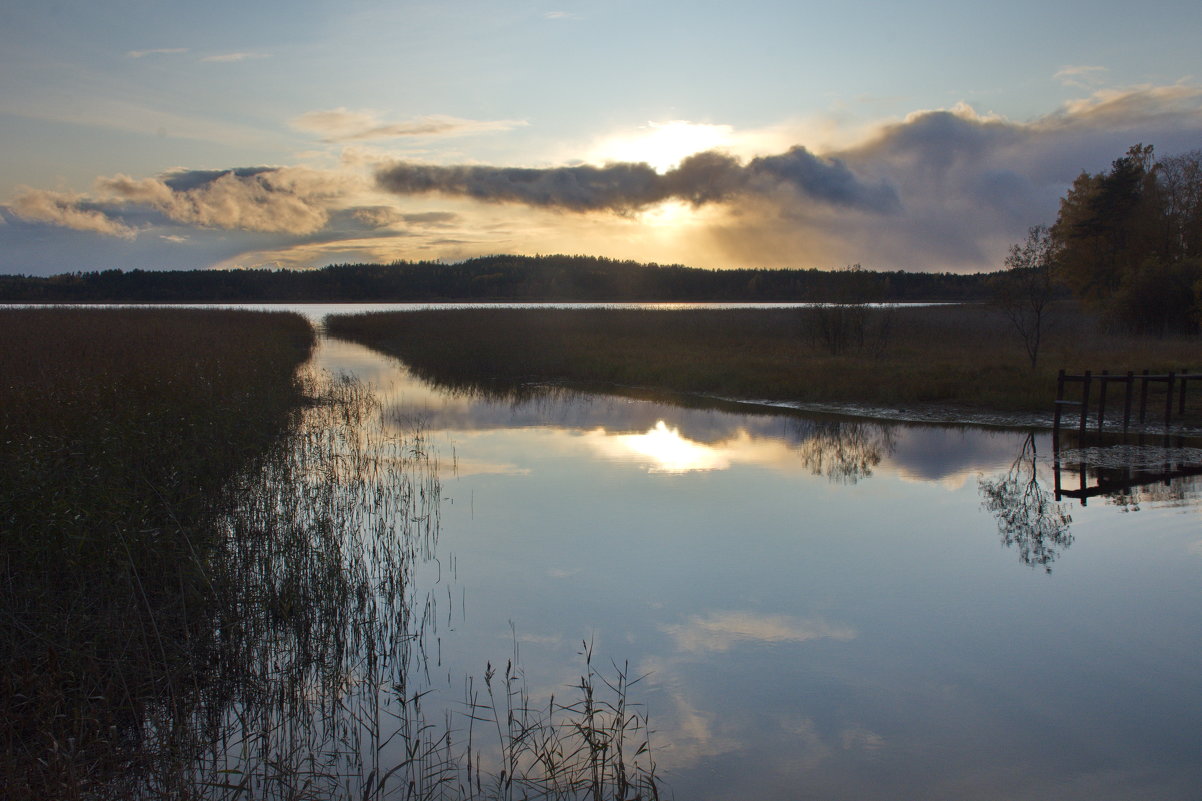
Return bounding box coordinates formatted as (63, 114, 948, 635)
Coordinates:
(1053, 368, 1202, 443)
(1051, 367, 1202, 504)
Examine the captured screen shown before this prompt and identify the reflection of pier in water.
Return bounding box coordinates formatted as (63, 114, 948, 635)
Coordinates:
(1053, 432, 1202, 506)
(1052, 367, 1202, 505)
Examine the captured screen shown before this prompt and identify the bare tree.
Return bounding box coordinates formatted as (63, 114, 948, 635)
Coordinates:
(992, 224, 1056, 369)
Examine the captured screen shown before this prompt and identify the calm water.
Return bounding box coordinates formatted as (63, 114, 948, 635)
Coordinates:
(307, 326, 1202, 801)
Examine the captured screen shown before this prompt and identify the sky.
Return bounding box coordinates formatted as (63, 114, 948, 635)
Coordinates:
(2, 0, 1201, 276)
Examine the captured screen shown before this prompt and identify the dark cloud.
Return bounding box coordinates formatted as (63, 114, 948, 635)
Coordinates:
(377, 161, 663, 212)
(333, 207, 460, 231)
(375, 146, 899, 214)
(6, 85, 1202, 275)
(0, 205, 291, 273)
(748, 148, 900, 212)
(400, 211, 459, 225)
(160, 166, 278, 192)
(713, 87, 1202, 271)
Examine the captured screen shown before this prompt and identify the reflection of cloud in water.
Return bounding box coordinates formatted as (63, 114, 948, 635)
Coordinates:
(840, 726, 886, 751)
(886, 427, 1026, 484)
(446, 457, 530, 478)
(635, 685, 743, 771)
(663, 611, 857, 653)
(667, 694, 742, 762)
(378, 369, 1043, 484)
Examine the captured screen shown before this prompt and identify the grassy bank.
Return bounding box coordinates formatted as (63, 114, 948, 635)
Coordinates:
(0, 308, 315, 798)
(326, 304, 1202, 415)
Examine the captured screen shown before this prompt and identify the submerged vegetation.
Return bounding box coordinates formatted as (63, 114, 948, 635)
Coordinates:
(1, 308, 661, 800)
(326, 305, 1202, 415)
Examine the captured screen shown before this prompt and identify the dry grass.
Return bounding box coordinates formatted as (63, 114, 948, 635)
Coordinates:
(1, 308, 662, 800)
(0, 308, 315, 798)
(326, 304, 1202, 415)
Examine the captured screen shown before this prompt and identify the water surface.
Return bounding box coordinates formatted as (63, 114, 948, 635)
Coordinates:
(312, 331, 1202, 801)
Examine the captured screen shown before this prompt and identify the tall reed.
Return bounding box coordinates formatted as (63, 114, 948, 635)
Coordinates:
(2, 308, 661, 800)
(1, 308, 316, 798)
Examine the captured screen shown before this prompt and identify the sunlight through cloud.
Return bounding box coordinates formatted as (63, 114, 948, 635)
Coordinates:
(589, 121, 735, 173)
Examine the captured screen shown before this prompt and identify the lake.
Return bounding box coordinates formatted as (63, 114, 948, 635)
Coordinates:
(291, 313, 1202, 801)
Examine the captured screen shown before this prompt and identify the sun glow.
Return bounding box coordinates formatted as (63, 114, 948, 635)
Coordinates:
(590, 121, 734, 173)
(600, 421, 729, 473)
(639, 199, 695, 228)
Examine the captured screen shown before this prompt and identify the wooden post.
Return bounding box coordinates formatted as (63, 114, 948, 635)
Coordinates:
(1079, 370, 1092, 443)
(1179, 369, 1188, 415)
(1079, 460, 1088, 506)
(1123, 371, 1134, 433)
(1053, 368, 1066, 446)
(1097, 370, 1109, 435)
(1165, 372, 1176, 427)
(1140, 369, 1150, 424)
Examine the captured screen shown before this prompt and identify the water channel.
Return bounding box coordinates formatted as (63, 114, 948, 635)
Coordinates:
(291, 307, 1202, 801)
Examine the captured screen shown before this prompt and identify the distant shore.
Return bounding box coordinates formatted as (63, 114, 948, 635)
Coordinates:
(325, 304, 1202, 422)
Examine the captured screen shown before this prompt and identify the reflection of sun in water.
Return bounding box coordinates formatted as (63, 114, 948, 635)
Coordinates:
(590, 120, 733, 174)
(611, 421, 729, 473)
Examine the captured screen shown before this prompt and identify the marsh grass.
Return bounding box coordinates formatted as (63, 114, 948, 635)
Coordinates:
(1, 308, 316, 798)
(325, 305, 1202, 415)
(2, 308, 660, 800)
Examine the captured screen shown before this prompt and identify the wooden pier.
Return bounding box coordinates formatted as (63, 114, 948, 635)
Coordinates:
(1051, 367, 1202, 504)
(1053, 368, 1202, 445)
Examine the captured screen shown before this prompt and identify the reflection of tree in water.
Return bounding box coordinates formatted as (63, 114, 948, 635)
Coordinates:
(978, 433, 1074, 572)
(793, 420, 896, 484)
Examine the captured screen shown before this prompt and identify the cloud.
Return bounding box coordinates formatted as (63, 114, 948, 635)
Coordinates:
(292, 108, 528, 143)
(201, 52, 269, 63)
(375, 146, 899, 215)
(347, 205, 404, 228)
(662, 612, 857, 653)
(1054, 65, 1108, 88)
(689, 85, 1202, 270)
(125, 47, 188, 59)
(9, 166, 359, 240)
(95, 167, 350, 234)
(11, 188, 138, 239)
(8, 84, 1202, 274)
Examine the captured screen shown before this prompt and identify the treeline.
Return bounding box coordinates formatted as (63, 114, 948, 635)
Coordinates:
(0, 255, 997, 303)
(1051, 144, 1202, 334)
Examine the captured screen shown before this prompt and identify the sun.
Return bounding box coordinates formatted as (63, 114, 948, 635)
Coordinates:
(590, 121, 734, 174)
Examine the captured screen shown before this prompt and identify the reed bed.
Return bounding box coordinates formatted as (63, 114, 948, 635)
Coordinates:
(1, 308, 660, 800)
(325, 305, 1202, 414)
(0, 308, 316, 798)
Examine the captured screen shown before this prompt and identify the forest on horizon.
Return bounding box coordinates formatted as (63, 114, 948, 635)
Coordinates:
(0, 256, 998, 303)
